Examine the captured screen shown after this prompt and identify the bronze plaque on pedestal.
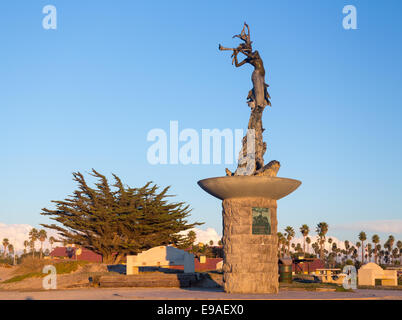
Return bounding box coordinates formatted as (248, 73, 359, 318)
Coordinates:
(252, 207, 271, 235)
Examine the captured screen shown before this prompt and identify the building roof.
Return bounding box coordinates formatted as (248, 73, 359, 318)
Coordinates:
(50, 247, 102, 262)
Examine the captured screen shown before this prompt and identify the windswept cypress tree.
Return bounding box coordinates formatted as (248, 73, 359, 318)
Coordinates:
(41, 169, 202, 264)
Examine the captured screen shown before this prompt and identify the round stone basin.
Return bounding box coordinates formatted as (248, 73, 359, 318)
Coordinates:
(197, 176, 301, 200)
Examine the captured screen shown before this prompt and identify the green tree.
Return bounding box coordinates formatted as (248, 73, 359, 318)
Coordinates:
(316, 222, 328, 260)
(183, 230, 197, 249)
(299, 224, 309, 256)
(41, 170, 202, 264)
(358, 231, 367, 264)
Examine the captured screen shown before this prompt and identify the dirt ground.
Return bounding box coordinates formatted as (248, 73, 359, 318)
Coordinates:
(1, 265, 401, 300)
(0, 287, 402, 300)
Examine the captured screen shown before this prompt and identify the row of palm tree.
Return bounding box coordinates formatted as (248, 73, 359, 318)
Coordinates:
(277, 223, 402, 266)
(1, 228, 58, 261)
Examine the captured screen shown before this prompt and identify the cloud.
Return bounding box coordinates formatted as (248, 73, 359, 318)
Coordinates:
(186, 227, 222, 245)
(332, 220, 402, 235)
(0, 222, 60, 253)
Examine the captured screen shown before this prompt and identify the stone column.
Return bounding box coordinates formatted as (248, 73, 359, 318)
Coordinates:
(222, 197, 278, 293)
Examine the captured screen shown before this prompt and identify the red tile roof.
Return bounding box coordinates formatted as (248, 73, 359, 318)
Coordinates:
(292, 259, 325, 273)
(50, 247, 102, 262)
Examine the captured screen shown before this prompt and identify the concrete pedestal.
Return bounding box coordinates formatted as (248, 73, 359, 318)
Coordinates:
(198, 176, 301, 294)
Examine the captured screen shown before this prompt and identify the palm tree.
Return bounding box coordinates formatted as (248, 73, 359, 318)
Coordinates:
(376, 244, 382, 264)
(352, 248, 358, 263)
(306, 237, 311, 255)
(2, 238, 9, 258)
(367, 243, 372, 262)
(358, 231, 367, 264)
(316, 222, 328, 260)
(7, 244, 13, 258)
(397, 240, 402, 265)
(392, 248, 399, 265)
(344, 240, 350, 260)
(284, 226, 295, 257)
(299, 224, 309, 255)
(331, 243, 337, 266)
(29, 228, 38, 258)
(38, 229, 47, 259)
(379, 250, 385, 265)
(387, 235, 395, 264)
(356, 241, 361, 262)
(29, 240, 35, 256)
(277, 232, 284, 257)
(372, 234, 380, 264)
(23, 240, 29, 255)
(49, 236, 56, 251)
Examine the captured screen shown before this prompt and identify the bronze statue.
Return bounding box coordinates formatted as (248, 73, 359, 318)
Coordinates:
(220, 23, 279, 177)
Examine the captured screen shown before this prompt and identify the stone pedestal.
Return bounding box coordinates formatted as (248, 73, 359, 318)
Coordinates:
(198, 176, 301, 294)
(222, 197, 278, 293)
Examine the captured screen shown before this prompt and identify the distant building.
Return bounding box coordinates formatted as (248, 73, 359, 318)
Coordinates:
(169, 256, 223, 272)
(49, 247, 102, 262)
(292, 258, 325, 274)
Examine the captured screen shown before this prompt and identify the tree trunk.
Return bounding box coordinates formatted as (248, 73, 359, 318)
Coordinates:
(113, 253, 125, 265)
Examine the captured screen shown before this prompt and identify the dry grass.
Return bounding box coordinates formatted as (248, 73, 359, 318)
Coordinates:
(3, 257, 90, 283)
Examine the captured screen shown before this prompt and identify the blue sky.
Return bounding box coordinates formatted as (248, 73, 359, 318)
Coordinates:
(1, 0, 402, 244)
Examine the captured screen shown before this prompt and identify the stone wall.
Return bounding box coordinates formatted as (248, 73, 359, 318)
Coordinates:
(222, 197, 278, 293)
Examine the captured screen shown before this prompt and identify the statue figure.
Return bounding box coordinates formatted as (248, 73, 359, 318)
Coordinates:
(219, 23, 280, 177)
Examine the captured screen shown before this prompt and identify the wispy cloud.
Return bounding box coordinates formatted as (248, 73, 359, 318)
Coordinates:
(333, 220, 402, 234)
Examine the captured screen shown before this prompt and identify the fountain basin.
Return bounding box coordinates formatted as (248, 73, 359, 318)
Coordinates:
(197, 176, 301, 200)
